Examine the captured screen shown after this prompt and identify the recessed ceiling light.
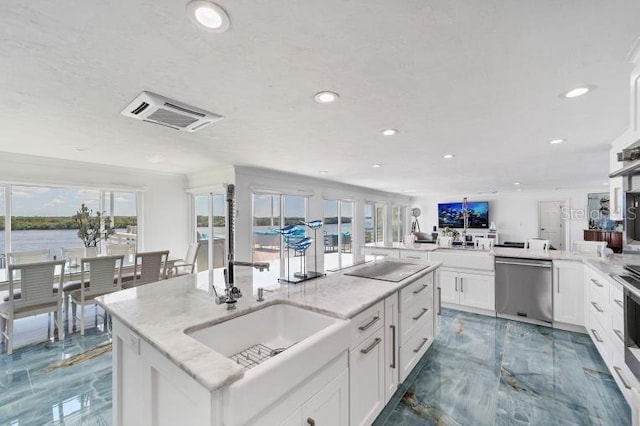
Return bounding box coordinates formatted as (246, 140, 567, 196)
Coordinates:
(443, 154, 455, 159)
(314, 91, 339, 104)
(372, 164, 382, 168)
(319, 170, 329, 175)
(549, 138, 566, 145)
(382, 129, 398, 136)
(513, 182, 521, 186)
(564, 87, 591, 98)
(186, 1, 230, 32)
(517, 188, 522, 192)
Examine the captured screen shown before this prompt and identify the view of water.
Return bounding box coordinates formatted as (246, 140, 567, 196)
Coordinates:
(0, 229, 130, 258)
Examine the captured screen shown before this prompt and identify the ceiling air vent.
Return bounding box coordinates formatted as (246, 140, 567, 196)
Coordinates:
(120, 91, 223, 132)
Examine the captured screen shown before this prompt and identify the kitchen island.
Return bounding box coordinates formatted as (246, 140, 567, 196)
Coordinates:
(98, 259, 441, 426)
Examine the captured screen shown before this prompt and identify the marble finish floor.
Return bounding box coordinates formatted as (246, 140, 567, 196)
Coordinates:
(374, 309, 631, 425)
(0, 327, 112, 425)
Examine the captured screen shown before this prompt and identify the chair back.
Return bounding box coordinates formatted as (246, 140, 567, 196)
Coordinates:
(526, 239, 550, 251)
(7, 249, 50, 265)
(572, 240, 607, 255)
(185, 242, 201, 266)
(134, 250, 169, 285)
(8, 260, 65, 309)
(474, 237, 495, 250)
(81, 255, 124, 296)
(107, 244, 134, 258)
(436, 236, 453, 248)
(62, 247, 98, 267)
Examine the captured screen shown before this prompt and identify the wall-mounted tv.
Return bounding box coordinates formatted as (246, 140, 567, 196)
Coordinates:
(438, 201, 489, 229)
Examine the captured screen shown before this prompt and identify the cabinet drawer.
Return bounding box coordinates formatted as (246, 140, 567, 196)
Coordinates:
(400, 274, 433, 307)
(588, 271, 609, 307)
(350, 301, 384, 347)
(362, 248, 399, 259)
(588, 309, 612, 366)
(399, 316, 434, 382)
(399, 292, 434, 343)
(611, 346, 638, 407)
(399, 251, 429, 263)
(588, 295, 611, 334)
(610, 284, 624, 315)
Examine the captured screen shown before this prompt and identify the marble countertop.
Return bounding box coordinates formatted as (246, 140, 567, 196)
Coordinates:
(96, 260, 442, 392)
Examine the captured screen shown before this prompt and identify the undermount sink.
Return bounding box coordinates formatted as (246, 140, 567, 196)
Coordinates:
(184, 302, 350, 423)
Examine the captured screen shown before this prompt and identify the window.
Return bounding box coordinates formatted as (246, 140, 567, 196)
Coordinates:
(103, 191, 138, 253)
(193, 193, 226, 285)
(0, 187, 4, 265)
(364, 202, 386, 244)
(252, 193, 307, 286)
(391, 205, 406, 243)
(324, 199, 354, 270)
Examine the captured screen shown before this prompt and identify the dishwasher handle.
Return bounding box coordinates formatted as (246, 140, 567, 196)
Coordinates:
(495, 260, 552, 268)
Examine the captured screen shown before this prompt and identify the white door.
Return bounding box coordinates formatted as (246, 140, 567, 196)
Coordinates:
(458, 273, 495, 310)
(553, 261, 585, 326)
(384, 294, 399, 403)
(538, 201, 566, 250)
(349, 327, 385, 426)
(438, 270, 459, 304)
(302, 369, 349, 426)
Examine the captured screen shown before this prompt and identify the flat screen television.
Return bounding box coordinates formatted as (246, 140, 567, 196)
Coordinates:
(438, 201, 489, 229)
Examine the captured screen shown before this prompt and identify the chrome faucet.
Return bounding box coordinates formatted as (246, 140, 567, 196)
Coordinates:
(213, 184, 270, 310)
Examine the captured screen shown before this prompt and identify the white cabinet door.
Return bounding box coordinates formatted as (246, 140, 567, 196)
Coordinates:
(458, 272, 495, 310)
(302, 368, 349, 426)
(384, 293, 399, 403)
(349, 327, 385, 426)
(553, 261, 585, 326)
(438, 270, 459, 304)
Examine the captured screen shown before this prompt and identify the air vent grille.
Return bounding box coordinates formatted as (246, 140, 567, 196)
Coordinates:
(131, 102, 149, 115)
(164, 102, 205, 117)
(147, 108, 199, 128)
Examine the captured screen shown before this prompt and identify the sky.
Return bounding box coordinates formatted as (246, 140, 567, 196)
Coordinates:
(3, 186, 137, 217)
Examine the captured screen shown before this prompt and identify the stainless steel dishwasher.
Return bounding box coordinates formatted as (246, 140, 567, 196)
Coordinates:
(495, 257, 553, 323)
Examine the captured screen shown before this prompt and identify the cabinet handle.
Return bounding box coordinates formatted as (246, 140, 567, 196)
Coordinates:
(437, 287, 442, 316)
(371, 253, 388, 257)
(413, 337, 429, 353)
(615, 299, 624, 309)
(307, 418, 316, 426)
(358, 315, 380, 331)
(557, 272, 560, 293)
(591, 329, 604, 343)
(591, 278, 603, 288)
(390, 325, 396, 368)
(460, 277, 464, 292)
(413, 308, 429, 321)
(614, 329, 625, 343)
(406, 255, 421, 260)
(413, 284, 428, 295)
(613, 366, 632, 390)
(361, 337, 382, 354)
(591, 302, 604, 313)
(455, 276, 458, 292)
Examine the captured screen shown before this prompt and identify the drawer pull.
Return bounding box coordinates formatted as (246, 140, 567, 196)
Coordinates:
(591, 329, 604, 343)
(358, 315, 380, 331)
(307, 417, 316, 426)
(413, 308, 429, 321)
(613, 366, 632, 390)
(361, 337, 382, 354)
(406, 255, 421, 260)
(390, 325, 396, 368)
(591, 278, 603, 288)
(455, 276, 458, 292)
(413, 337, 429, 353)
(460, 277, 464, 292)
(413, 284, 428, 295)
(371, 253, 388, 257)
(614, 299, 624, 309)
(437, 287, 442, 316)
(591, 302, 604, 313)
(614, 329, 625, 343)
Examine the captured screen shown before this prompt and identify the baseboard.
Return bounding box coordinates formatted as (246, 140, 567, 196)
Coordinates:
(552, 321, 587, 334)
(441, 303, 496, 317)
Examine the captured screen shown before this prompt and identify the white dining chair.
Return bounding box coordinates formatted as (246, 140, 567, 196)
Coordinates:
(474, 237, 495, 250)
(172, 242, 201, 277)
(122, 250, 169, 289)
(61, 247, 98, 267)
(572, 240, 607, 256)
(70, 255, 124, 336)
(0, 260, 66, 355)
(7, 249, 50, 265)
(526, 239, 550, 251)
(436, 236, 453, 248)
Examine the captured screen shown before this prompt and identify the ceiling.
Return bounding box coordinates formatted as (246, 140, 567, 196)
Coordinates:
(2, 1, 640, 195)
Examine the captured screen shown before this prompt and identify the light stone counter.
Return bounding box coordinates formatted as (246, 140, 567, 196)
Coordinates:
(97, 260, 441, 392)
(364, 242, 439, 252)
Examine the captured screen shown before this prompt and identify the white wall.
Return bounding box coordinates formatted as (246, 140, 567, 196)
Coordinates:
(0, 152, 190, 256)
(412, 188, 604, 249)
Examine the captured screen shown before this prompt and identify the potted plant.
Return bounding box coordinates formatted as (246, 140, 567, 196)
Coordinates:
(441, 227, 460, 240)
(73, 204, 114, 249)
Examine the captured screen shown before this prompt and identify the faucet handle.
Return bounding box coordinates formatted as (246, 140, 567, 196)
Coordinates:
(230, 286, 242, 299)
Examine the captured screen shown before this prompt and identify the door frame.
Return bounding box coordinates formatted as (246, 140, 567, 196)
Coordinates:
(537, 200, 568, 250)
